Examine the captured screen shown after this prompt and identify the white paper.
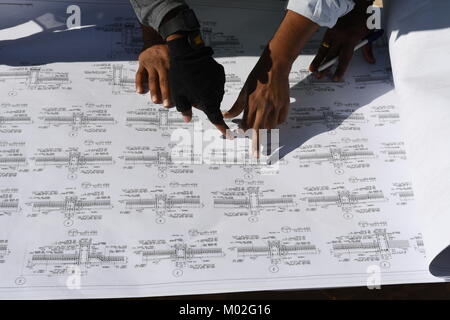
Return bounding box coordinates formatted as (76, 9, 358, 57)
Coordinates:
(0, 0, 440, 299)
(385, 0, 450, 272)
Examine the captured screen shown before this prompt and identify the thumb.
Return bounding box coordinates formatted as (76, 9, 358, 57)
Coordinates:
(203, 105, 231, 137)
(223, 88, 247, 119)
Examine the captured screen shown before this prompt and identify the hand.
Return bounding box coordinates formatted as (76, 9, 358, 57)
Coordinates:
(167, 35, 229, 136)
(223, 48, 290, 157)
(223, 10, 318, 157)
(135, 44, 171, 107)
(309, 2, 375, 81)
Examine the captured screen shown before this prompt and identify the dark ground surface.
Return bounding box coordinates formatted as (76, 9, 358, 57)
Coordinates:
(143, 283, 450, 300)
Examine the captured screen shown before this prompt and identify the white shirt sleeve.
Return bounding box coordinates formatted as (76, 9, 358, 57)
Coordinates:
(287, 0, 355, 28)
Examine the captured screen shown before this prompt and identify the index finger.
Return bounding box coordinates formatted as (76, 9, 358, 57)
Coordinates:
(135, 65, 147, 94)
(203, 106, 231, 138)
(332, 44, 354, 82)
(214, 120, 232, 139)
(251, 107, 268, 158)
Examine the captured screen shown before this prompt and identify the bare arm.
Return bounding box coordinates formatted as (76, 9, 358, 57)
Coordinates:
(224, 10, 319, 155)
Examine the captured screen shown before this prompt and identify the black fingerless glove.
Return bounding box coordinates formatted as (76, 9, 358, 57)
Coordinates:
(167, 35, 226, 125)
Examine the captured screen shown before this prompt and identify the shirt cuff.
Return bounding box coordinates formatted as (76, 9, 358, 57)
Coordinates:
(287, 0, 355, 28)
(129, 0, 186, 29)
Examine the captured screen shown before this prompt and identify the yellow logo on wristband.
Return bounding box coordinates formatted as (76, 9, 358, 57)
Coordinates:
(193, 34, 204, 45)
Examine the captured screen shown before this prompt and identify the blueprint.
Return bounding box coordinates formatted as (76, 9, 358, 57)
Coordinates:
(0, 0, 440, 299)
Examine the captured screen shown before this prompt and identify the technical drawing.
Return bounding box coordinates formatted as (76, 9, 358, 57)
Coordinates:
(33, 149, 114, 179)
(294, 140, 376, 174)
(206, 141, 285, 179)
(370, 105, 400, 127)
(40, 110, 116, 137)
(224, 73, 243, 94)
(301, 184, 387, 219)
(126, 108, 198, 137)
(0, 200, 19, 214)
(120, 186, 203, 224)
(27, 190, 112, 227)
(391, 182, 415, 205)
(353, 68, 393, 86)
(0, 67, 70, 94)
(0, 157, 27, 167)
(134, 230, 224, 277)
(230, 227, 319, 273)
(200, 21, 244, 54)
(288, 107, 367, 132)
(122, 146, 201, 178)
(0, 188, 20, 216)
(0, 240, 9, 264)
(123, 151, 172, 179)
(213, 185, 296, 223)
(328, 223, 425, 268)
(0, 103, 32, 134)
(0, 115, 31, 125)
(95, 18, 143, 58)
(0, 156, 28, 178)
(0, 141, 29, 177)
(305, 189, 385, 208)
(111, 64, 135, 94)
(118, 22, 142, 53)
(84, 63, 137, 95)
(380, 141, 407, 162)
(378, 113, 400, 121)
(24, 239, 127, 277)
(0, 5, 435, 296)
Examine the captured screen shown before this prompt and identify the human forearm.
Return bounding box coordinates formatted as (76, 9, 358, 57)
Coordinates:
(267, 10, 319, 75)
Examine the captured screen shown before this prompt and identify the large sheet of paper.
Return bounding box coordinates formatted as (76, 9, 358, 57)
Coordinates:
(385, 0, 450, 275)
(0, 0, 439, 299)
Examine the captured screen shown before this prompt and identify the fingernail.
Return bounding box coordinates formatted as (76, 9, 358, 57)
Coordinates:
(152, 96, 157, 103)
(183, 116, 191, 123)
(163, 99, 170, 107)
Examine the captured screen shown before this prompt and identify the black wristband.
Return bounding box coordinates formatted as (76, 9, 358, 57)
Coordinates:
(167, 33, 211, 57)
(159, 7, 200, 39)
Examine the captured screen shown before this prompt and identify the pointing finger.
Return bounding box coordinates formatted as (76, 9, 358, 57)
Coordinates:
(223, 87, 247, 119)
(148, 68, 161, 104)
(333, 44, 354, 82)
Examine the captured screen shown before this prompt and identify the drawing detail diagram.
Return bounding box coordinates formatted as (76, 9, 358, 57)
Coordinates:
(24, 239, 127, 277)
(0, 67, 71, 96)
(26, 187, 112, 227)
(213, 185, 297, 223)
(120, 185, 203, 224)
(0, 1, 434, 299)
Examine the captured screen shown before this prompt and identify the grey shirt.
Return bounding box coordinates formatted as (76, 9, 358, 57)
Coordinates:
(129, 0, 186, 29)
(129, 0, 356, 30)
